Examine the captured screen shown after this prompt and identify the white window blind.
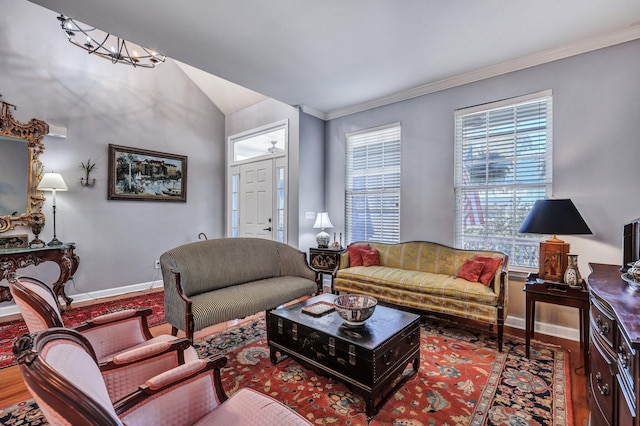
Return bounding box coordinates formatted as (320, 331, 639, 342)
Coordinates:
(454, 91, 552, 268)
(346, 123, 401, 244)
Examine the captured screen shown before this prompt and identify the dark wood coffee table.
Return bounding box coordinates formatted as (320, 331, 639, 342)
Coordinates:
(267, 293, 420, 418)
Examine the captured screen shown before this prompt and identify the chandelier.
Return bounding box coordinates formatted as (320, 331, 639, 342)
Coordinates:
(57, 15, 166, 68)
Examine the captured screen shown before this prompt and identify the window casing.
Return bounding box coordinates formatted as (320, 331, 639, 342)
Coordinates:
(345, 123, 401, 244)
(231, 173, 239, 237)
(276, 165, 285, 243)
(454, 91, 552, 269)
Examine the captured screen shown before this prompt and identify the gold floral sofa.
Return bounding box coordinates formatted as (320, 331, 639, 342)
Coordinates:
(334, 241, 508, 351)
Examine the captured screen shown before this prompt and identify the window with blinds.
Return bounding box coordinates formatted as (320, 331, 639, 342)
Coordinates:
(345, 123, 401, 244)
(454, 91, 552, 269)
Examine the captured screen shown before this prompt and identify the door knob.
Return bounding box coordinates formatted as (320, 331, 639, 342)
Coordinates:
(263, 227, 272, 231)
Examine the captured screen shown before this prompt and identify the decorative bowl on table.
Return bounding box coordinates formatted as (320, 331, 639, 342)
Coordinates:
(334, 294, 377, 326)
(621, 261, 640, 291)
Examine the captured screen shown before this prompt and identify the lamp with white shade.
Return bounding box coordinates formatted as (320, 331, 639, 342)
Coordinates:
(313, 212, 334, 248)
(37, 173, 68, 246)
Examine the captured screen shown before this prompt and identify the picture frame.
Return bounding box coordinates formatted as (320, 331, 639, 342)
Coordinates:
(108, 144, 187, 202)
(0, 234, 29, 249)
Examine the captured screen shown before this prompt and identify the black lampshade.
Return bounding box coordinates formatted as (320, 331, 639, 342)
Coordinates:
(519, 199, 592, 235)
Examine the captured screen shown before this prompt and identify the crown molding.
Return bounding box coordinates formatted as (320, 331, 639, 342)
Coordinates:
(297, 104, 327, 121)
(325, 24, 640, 121)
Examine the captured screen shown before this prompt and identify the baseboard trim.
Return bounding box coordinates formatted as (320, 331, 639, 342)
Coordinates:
(0, 286, 580, 343)
(0, 280, 164, 319)
(505, 314, 579, 342)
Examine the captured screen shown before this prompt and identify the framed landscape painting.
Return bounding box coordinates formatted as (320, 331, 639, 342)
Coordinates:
(108, 144, 187, 202)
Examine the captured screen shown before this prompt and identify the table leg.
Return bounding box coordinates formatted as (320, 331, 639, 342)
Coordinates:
(0, 285, 11, 302)
(526, 298, 534, 359)
(581, 307, 590, 376)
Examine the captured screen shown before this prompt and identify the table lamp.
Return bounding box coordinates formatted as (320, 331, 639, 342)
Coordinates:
(37, 172, 68, 246)
(519, 199, 592, 282)
(313, 212, 334, 248)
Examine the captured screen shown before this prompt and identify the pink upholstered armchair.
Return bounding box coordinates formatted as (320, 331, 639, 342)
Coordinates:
(14, 328, 312, 425)
(8, 274, 199, 401)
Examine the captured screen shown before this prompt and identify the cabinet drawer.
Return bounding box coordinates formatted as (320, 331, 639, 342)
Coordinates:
(617, 331, 637, 395)
(590, 336, 615, 426)
(617, 374, 637, 426)
(591, 298, 616, 350)
(372, 322, 420, 383)
(588, 398, 611, 426)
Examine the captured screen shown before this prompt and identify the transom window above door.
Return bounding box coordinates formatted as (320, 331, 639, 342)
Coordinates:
(232, 124, 286, 162)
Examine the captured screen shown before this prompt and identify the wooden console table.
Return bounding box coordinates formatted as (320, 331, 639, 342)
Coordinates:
(524, 274, 590, 375)
(0, 242, 79, 306)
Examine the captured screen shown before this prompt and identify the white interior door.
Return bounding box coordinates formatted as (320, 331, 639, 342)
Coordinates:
(239, 159, 273, 239)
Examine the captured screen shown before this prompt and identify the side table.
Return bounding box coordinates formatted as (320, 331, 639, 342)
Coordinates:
(309, 247, 345, 293)
(524, 274, 590, 375)
(0, 242, 80, 306)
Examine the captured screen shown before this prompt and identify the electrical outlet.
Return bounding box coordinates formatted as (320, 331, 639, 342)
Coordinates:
(154, 259, 160, 269)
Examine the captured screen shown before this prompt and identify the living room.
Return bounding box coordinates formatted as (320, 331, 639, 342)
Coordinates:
(2, 0, 640, 423)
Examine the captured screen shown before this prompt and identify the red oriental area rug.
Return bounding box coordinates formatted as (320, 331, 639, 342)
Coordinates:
(194, 316, 573, 425)
(0, 310, 573, 425)
(0, 290, 165, 369)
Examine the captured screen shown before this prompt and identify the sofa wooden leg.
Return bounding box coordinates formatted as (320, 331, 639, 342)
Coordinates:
(497, 322, 504, 353)
(186, 320, 194, 343)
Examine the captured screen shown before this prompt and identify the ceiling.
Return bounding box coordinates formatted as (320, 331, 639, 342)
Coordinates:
(28, 0, 640, 119)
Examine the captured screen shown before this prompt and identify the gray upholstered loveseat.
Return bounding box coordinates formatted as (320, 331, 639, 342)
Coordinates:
(161, 237, 319, 342)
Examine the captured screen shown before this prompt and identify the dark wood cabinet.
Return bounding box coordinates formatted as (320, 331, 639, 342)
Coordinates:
(588, 263, 640, 426)
(309, 247, 345, 293)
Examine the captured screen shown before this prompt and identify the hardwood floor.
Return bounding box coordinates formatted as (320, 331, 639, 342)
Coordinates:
(0, 298, 589, 425)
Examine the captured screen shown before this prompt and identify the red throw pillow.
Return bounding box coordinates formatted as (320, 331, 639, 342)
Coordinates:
(474, 255, 503, 286)
(347, 244, 370, 267)
(362, 249, 380, 267)
(456, 259, 485, 282)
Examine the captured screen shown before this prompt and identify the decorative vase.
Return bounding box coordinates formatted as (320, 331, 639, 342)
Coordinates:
(564, 254, 581, 286)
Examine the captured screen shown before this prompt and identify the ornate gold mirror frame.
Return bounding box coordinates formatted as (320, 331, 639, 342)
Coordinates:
(0, 95, 49, 241)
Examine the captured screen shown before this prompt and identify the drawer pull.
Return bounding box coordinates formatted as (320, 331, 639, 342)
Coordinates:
(383, 349, 393, 366)
(406, 331, 417, 346)
(595, 316, 610, 335)
(595, 372, 610, 396)
(618, 345, 631, 369)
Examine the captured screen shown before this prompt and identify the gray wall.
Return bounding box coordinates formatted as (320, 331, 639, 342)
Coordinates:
(325, 40, 640, 330)
(0, 0, 225, 300)
(299, 111, 326, 251)
(326, 39, 640, 270)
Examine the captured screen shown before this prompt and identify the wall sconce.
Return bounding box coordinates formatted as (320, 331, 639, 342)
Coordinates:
(80, 159, 96, 188)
